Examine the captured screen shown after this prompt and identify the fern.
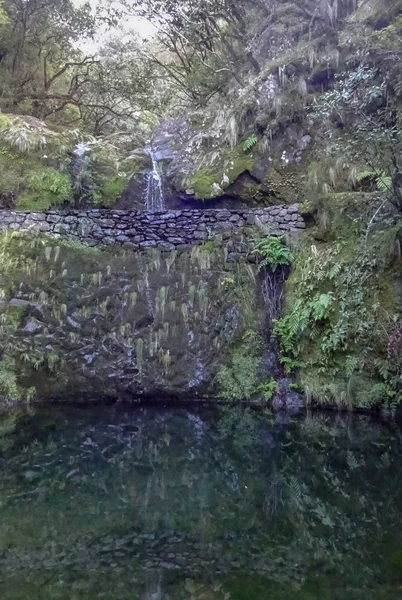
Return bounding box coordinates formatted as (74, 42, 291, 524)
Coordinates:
(329, 263, 341, 279)
(357, 169, 392, 192)
(377, 174, 392, 192)
(345, 355, 358, 377)
(273, 300, 310, 354)
(253, 236, 293, 272)
(258, 377, 277, 401)
(346, 451, 360, 470)
(310, 293, 334, 320)
(280, 356, 305, 374)
(243, 134, 258, 152)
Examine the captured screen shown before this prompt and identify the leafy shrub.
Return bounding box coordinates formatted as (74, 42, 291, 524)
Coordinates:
(17, 167, 73, 210)
(99, 176, 128, 206)
(216, 352, 260, 400)
(253, 236, 293, 272)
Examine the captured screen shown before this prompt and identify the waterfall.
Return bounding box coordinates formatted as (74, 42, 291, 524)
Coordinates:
(72, 141, 92, 201)
(145, 149, 165, 212)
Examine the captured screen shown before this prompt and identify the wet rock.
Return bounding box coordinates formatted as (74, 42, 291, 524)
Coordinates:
(23, 317, 43, 333)
(272, 378, 304, 413)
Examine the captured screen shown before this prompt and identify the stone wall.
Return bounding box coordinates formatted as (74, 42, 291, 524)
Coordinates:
(0, 205, 305, 251)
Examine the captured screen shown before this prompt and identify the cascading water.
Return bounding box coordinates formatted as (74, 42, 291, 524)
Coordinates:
(72, 141, 92, 202)
(145, 149, 165, 212)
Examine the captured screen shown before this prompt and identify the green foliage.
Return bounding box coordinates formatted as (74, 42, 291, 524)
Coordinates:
(98, 175, 128, 206)
(258, 377, 277, 401)
(357, 170, 393, 193)
(279, 356, 305, 376)
(243, 134, 258, 152)
(273, 299, 310, 356)
(253, 236, 293, 272)
(216, 352, 260, 401)
(17, 167, 73, 210)
(276, 227, 401, 406)
(0, 115, 55, 153)
(0, 0, 7, 25)
(0, 357, 19, 401)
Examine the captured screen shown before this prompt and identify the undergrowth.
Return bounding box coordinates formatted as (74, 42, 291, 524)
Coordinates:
(274, 227, 401, 409)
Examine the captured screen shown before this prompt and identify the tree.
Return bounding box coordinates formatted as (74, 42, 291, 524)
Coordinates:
(98, 0, 266, 105)
(0, 0, 96, 120)
(78, 37, 167, 136)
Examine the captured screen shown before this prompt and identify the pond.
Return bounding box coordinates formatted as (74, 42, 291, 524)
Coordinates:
(0, 405, 401, 599)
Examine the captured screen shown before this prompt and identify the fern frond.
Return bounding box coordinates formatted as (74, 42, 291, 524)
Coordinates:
(243, 134, 258, 152)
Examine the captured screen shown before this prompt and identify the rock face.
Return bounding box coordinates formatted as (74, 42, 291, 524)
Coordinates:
(0, 234, 271, 402)
(0, 206, 305, 252)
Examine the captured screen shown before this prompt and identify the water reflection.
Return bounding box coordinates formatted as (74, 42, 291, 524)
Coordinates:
(0, 405, 401, 599)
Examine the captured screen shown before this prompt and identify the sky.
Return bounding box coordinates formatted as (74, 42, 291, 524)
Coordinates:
(72, 0, 156, 50)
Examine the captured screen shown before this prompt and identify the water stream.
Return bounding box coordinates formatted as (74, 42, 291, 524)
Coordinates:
(0, 405, 401, 599)
(145, 149, 165, 212)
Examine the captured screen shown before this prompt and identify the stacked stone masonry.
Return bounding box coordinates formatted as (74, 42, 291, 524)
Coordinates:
(0, 205, 305, 251)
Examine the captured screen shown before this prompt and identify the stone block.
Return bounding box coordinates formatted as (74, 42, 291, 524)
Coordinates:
(47, 215, 61, 223)
(167, 237, 186, 244)
(100, 219, 115, 228)
(192, 231, 207, 240)
(78, 218, 93, 237)
(54, 223, 69, 234)
(103, 236, 116, 245)
(8, 223, 24, 231)
(158, 242, 176, 251)
(30, 213, 46, 221)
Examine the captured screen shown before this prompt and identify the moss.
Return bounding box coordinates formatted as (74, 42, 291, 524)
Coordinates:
(191, 167, 222, 199)
(265, 168, 300, 204)
(4, 305, 25, 328)
(227, 147, 254, 182)
(16, 167, 73, 210)
(189, 145, 255, 200)
(201, 240, 215, 253)
(0, 232, 262, 403)
(97, 175, 128, 207)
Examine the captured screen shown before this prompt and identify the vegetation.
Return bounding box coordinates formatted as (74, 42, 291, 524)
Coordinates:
(253, 236, 294, 272)
(0, 0, 401, 410)
(274, 208, 401, 408)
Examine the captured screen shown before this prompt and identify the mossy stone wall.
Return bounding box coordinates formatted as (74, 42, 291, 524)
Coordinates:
(0, 206, 305, 253)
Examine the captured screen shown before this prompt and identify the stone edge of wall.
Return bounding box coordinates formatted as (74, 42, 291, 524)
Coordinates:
(0, 205, 305, 252)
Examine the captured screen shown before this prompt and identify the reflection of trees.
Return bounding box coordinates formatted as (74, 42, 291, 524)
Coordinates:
(1, 407, 401, 596)
(218, 408, 402, 577)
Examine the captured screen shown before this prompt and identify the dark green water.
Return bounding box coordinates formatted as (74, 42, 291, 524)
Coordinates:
(0, 405, 402, 599)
